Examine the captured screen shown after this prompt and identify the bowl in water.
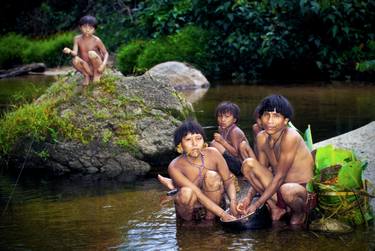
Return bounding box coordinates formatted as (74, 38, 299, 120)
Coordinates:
(220, 204, 272, 231)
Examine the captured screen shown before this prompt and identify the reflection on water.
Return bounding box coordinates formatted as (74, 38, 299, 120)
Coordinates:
(0, 75, 54, 116)
(0, 174, 374, 251)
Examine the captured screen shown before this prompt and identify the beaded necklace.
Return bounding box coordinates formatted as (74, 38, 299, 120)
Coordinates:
(183, 153, 205, 180)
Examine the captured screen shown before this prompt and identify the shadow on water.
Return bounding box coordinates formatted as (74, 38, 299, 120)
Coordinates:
(0, 76, 375, 250)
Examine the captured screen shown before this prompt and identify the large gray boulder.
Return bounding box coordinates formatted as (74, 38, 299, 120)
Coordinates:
(147, 61, 210, 90)
(2, 69, 194, 178)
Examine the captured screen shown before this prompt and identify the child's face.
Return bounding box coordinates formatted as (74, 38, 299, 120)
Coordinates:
(80, 24, 95, 36)
(217, 112, 236, 129)
(260, 109, 288, 135)
(181, 133, 204, 157)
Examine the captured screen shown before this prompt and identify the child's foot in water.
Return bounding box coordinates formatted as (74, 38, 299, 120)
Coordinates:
(271, 206, 287, 221)
(158, 174, 175, 190)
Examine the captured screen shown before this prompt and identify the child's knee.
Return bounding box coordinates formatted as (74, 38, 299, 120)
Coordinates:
(88, 50, 99, 59)
(241, 157, 257, 174)
(177, 187, 195, 205)
(72, 57, 80, 65)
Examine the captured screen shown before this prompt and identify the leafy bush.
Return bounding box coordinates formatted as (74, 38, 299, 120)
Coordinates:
(136, 38, 178, 72)
(0, 34, 31, 68)
(116, 40, 146, 75)
(0, 32, 74, 68)
(2, 0, 374, 80)
(23, 32, 74, 67)
(116, 25, 214, 75)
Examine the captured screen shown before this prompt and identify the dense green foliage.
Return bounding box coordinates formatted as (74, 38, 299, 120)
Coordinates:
(1, 0, 374, 80)
(0, 33, 74, 68)
(116, 40, 146, 75)
(116, 26, 214, 75)
(0, 34, 31, 68)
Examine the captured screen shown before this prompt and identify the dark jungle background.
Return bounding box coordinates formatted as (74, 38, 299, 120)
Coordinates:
(1, 0, 374, 81)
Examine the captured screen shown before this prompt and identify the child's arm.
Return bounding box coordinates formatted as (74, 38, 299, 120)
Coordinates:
(214, 132, 238, 156)
(96, 38, 109, 72)
(63, 36, 79, 57)
(214, 127, 245, 157)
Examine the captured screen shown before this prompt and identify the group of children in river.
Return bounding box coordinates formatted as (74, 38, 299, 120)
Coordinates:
(64, 15, 314, 225)
(158, 96, 314, 225)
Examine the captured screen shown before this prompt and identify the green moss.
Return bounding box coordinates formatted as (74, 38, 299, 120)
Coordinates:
(96, 73, 118, 94)
(93, 108, 111, 120)
(35, 149, 49, 160)
(114, 123, 139, 153)
(102, 129, 113, 143)
(0, 100, 86, 155)
(0, 69, 189, 158)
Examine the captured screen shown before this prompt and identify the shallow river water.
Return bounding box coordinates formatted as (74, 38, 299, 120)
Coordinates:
(1, 77, 375, 250)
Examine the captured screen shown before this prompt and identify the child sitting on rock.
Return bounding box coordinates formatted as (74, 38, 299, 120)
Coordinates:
(63, 15, 109, 86)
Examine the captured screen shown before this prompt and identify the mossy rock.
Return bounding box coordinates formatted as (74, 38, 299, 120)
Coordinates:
(0, 69, 194, 178)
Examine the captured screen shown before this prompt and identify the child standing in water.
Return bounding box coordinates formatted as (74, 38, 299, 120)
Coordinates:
(63, 15, 109, 86)
(210, 101, 255, 176)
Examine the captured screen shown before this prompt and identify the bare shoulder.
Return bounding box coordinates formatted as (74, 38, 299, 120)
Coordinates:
(231, 125, 246, 137)
(203, 146, 221, 157)
(283, 128, 302, 145)
(74, 35, 83, 42)
(256, 131, 268, 147)
(168, 156, 182, 170)
(93, 35, 103, 43)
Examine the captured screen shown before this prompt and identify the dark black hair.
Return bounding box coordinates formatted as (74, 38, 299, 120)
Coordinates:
(215, 101, 240, 123)
(258, 94, 294, 120)
(79, 15, 97, 28)
(173, 120, 206, 146)
(253, 104, 261, 120)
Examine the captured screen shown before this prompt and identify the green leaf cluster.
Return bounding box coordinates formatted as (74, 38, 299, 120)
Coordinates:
(116, 25, 214, 75)
(2, 0, 374, 80)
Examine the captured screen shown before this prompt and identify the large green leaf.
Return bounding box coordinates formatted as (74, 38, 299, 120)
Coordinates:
(314, 144, 368, 189)
(287, 121, 313, 151)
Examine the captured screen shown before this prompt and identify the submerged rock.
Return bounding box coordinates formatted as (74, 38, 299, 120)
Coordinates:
(309, 218, 352, 233)
(0, 69, 194, 178)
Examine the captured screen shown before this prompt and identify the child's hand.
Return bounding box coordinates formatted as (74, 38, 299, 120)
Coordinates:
(229, 200, 239, 217)
(236, 197, 251, 215)
(220, 211, 236, 222)
(213, 132, 223, 143)
(63, 47, 71, 54)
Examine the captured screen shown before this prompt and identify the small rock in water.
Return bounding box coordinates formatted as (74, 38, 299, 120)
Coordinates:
(309, 218, 352, 233)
